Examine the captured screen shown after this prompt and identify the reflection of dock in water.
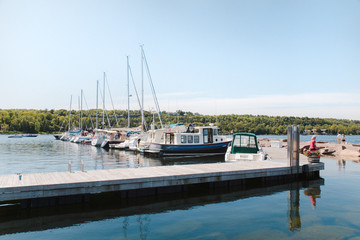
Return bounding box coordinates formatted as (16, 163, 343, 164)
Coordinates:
(288, 179, 323, 232)
(0, 178, 324, 235)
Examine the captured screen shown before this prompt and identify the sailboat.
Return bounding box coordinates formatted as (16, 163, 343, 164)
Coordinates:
(72, 90, 94, 144)
(91, 78, 105, 147)
(130, 45, 166, 153)
(60, 96, 81, 141)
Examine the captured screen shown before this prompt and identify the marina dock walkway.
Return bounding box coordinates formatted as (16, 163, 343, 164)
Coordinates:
(0, 159, 324, 205)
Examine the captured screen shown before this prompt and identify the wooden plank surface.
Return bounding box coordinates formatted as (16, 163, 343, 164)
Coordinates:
(1, 161, 287, 188)
(0, 160, 324, 202)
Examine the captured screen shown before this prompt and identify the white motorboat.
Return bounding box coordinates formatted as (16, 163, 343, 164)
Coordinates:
(225, 132, 267, 161)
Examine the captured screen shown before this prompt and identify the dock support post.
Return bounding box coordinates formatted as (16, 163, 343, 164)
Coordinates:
(288, 125, 300, 175)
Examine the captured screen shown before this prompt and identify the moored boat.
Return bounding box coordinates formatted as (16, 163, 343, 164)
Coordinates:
(23, 134, 38, 137)
(100, 130, 124, 149)
(145, 124, 231, 157)
(60, 129, 81, 141)
(91, 129, 106, 147)
(73, 131, 93, 143)
(225, 132, 267, 161)
(8, 134, 23, 138)
(53, 134, 62, 140)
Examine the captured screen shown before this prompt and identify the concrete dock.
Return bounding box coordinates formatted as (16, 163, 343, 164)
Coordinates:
(0, 159, 324, 207)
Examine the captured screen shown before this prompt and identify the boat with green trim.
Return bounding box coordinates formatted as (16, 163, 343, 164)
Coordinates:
(225, 132, 267, 161)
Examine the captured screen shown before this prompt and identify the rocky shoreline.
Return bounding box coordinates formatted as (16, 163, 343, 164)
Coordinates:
(259, 138, 360, 161)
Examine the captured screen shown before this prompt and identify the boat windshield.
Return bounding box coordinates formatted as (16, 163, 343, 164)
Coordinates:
(232, 134, 258, 154)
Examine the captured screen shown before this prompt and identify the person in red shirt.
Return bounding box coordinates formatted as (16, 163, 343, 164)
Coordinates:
(310, 135, 317, 151)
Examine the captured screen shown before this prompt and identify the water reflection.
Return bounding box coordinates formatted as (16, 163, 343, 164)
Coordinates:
(288, 182, 323, 232)
(122, 217, 129, 239)
(288, 189, 301, 232)
(137, 215, 151, 240)
(0, 178, 324, 236)
(304, 186, 321, 208)
(337, 159, 346, 170)
(0, 135, 224, 174)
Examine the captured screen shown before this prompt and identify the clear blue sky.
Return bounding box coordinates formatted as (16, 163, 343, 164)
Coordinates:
(1, 0, 359, 120)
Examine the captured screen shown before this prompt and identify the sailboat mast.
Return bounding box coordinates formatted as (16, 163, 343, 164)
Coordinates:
(68, 95, 72, 131)
(102, 72, 105, 129)
(78, 96, 80, 129)
(141, 45, 144, 132)
(80, 89, 83, 131)
(96, 80, 98, 129)
(141, 46, 163, 128)
(127, 56, 130, 128)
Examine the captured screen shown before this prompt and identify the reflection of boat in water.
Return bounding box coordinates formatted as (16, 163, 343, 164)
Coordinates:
(8, 134, 23, 138)
(145, 124, 231, 157)
(225, 133, 267, 161)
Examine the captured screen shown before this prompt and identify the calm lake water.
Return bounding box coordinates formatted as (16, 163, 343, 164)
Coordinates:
(0, 135, 359, 239)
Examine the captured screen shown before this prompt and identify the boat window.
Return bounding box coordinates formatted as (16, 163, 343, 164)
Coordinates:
(249, 136, 256, 148)
(240, 136, 250, 147)
(181, 135, 186, 143)
(236, 136, 257, 148)
(234, 135, 241, 147)
(203, 129, 208, 143)
(194, 135, 200, 143)
(166, 134, 171, 144)
(213, 129, 218, 135)
(194, 129, 200, 133)
(188, 135, 193, 143)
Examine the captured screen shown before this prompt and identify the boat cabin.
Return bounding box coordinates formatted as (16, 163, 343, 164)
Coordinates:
(163, 125, 226, 145)
(231, 133, 260, 154)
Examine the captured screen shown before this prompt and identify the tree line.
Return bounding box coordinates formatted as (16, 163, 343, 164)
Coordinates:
(0, 109, 360, 135)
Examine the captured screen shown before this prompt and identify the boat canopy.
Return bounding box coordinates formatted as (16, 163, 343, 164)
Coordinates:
(167, 123, 184, 129)
(231, 133, 259, 154)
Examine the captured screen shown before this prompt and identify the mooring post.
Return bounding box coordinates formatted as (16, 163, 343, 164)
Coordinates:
(80, 160, 84, 172)
(287, 126, 293, 164)
(292, 125, 300, 171)
(288, 125, 300, 174)
(68, 160, 72, 172)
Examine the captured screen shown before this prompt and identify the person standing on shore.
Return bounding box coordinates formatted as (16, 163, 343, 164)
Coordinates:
(337, 133, 342, 144)
(342, 134, 346, 144)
